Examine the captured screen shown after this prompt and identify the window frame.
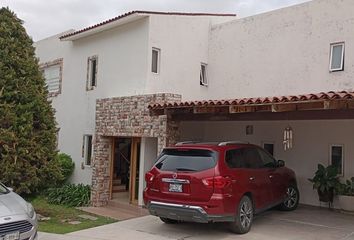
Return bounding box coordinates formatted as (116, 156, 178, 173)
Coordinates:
(329, 144, 344, 176)
(200, 63, 208, 86)
(82, 135, 93, 166)
(262, 141, 275, 156)
(151, 48, 161, 74)
(329, 42, 345, 72)
(87, 55, 98, 90)
(39, 58, 63, 97)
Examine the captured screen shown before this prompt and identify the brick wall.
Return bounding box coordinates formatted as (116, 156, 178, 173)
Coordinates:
(92, 93, 181, 206)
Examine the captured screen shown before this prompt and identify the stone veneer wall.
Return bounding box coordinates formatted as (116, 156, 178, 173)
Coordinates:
(91, 93, 181, 206)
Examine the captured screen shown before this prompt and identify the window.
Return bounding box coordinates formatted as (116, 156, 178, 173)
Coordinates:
(200, 63, 208, 86)
(83, 135, 93, 166)
(243, 148, 263, 169)
(226, 148, 247, 169)
(87, 56, 98, 90)
(40, 58, 63, 96)
(329, 43, 344, 72)
(330, 145, 344, 175)
(151, 48, 160, 73)
(257, 148, 276, 168)
(263, 142, 274, 156)
(155, 149, 217, 172)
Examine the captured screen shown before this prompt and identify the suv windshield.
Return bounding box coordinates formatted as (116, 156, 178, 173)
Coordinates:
(155, 149, 217, 172)
(0, 183, 9, 194)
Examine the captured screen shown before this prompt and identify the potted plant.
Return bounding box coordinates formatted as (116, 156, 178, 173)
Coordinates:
(308, 164, 341, 203)
(338, 177, 354, 212)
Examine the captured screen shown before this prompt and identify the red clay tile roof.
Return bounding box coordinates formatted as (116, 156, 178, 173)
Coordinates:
(59, 11, 236, 40)
(149, 91, 354, 109)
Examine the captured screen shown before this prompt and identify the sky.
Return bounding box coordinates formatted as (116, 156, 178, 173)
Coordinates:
(1, 0, 310, 41)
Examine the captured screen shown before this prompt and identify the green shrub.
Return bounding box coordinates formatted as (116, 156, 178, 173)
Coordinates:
(56, 153, 75, 183)
(46, 184, 91, 207)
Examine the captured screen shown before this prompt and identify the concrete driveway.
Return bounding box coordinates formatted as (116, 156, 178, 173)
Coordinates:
(39, 206, 354, 240)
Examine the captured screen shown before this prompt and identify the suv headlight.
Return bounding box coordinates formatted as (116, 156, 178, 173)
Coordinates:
(26, 202, 35, 219)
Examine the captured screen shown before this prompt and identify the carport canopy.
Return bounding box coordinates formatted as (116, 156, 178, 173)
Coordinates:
(149, 91, 354, 121)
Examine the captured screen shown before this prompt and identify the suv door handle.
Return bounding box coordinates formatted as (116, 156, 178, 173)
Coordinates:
(249, 177, 256, 181)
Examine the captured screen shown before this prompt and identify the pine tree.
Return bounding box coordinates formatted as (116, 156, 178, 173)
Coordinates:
(0, 7, 62, 194)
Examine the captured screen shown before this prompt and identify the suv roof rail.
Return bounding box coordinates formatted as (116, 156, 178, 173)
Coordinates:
(218, 141, 250, 146)
(175, 141, 200, 146)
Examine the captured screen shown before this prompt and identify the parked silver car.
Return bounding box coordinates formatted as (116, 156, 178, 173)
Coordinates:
(0, 183, 37, 240)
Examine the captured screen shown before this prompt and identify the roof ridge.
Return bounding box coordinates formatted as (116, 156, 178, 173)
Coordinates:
(60, 10, 236, 40)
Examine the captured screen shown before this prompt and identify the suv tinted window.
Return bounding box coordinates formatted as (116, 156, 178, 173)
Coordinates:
(155, 149, 217, 172)
(243, 148, 263, 169)
(258, 148, 276, 168)
(225, 148, 247, 168)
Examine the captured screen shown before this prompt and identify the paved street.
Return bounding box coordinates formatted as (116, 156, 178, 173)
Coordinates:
(39, 206, 354, 240)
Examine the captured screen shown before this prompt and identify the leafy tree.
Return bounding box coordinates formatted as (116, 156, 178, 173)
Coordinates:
(0, 7, 62, 194)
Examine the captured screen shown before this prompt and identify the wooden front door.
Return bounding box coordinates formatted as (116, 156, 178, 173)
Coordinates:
(129, 137, 141, 205)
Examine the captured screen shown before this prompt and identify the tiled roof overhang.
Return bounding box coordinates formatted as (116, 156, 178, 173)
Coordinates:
(60, 11, 236, 41)
(149, 91, 354, 115)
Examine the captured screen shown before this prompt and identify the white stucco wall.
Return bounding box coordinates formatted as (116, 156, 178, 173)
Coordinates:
(138, 137, 158, 206)
(34, 18, 150, 184)
(207, 0, 354, 100)
(145, 15, 236, 100)
(180, 120, 354, 207)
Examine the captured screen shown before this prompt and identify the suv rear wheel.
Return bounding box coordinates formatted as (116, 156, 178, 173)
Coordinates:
(280, 186, 299, 211)
(229, 195, 253, 234)
(160, 217, 178, 224)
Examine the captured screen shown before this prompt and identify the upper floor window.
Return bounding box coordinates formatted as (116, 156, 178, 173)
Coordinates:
(330, 144, 344, 175)
(329, 43, 344, 72)
(152, 48, 160, 74)
(200, 63, 208, 86)
(87, 55, 98, 90)
(40, 58, 63, 97)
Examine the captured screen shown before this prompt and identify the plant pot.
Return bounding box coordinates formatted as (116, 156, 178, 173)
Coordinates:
(318, 189, 334, 203)
(338, 195, 354, 212)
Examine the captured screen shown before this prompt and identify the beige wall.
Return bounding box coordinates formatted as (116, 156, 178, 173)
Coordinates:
(208, 0, 354, 100)
(180, 119, 354, 207)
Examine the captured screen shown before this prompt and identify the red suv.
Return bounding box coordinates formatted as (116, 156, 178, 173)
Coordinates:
(143, 141, 299, 234)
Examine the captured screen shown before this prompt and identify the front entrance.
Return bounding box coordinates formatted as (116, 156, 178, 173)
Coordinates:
(110, 137, 141, 205)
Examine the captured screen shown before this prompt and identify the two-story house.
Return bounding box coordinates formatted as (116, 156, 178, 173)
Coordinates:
(35, 0, 354, 208)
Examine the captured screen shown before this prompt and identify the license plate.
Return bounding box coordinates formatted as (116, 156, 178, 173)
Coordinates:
(169, 183, 182, 192)
(0, 232, 20, 240)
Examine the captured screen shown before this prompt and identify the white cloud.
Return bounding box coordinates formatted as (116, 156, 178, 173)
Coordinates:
(0, 0, 310, 41)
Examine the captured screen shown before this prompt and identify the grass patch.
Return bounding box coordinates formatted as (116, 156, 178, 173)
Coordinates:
(31, 196, 117, 234)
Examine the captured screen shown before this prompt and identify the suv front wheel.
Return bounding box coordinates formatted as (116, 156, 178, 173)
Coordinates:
(280, 186, 299, 211)
(229, 195, 253, 234)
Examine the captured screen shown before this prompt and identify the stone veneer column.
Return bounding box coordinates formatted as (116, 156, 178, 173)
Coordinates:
(91, 135, 111, 207)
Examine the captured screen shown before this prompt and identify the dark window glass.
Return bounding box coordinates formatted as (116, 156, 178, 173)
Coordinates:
(152, 49, 159, 73)
(85, 135, 92, 166)
(155, 149, 217, 172)
(258, 148, 276, 168)
(331, 146, 343, 175)
(225, 148, 247, 169)
(0, 183, 9, 194)
(263, 143, 274, 156)
(243, 148, 263, 169)
(91, 59, 97, 87)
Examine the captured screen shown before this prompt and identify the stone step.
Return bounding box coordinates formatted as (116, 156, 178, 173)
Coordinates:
(112, 185, 127, 193)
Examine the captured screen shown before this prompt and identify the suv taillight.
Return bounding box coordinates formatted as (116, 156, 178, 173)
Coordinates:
(145, 172, 155, 183)
(202, 176, 231, 189)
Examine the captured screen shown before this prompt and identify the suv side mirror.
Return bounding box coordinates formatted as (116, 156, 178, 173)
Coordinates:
(277, 160, 285, 167)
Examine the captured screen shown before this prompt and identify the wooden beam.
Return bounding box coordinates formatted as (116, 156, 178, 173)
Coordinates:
(193, 106, 229, 114)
